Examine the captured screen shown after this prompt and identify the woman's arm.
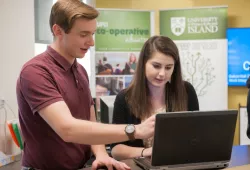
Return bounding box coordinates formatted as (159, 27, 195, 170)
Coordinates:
(112, 144, 151, 160)
(111, 91, 147, 160)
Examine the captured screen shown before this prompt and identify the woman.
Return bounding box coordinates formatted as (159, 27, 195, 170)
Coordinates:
(123, 53, 137, 74)
(111, 35, 199, 160)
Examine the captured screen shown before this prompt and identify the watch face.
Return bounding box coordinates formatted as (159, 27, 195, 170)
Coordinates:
(126, 125, 135, 134)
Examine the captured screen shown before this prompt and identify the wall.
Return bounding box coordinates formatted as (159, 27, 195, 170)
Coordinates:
(96, 0, 250, 145)
(0, 0, 35, 154)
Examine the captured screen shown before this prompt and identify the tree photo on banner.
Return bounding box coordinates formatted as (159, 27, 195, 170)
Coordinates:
(94, 9, 154, 112)
(160, 6, 228, 110)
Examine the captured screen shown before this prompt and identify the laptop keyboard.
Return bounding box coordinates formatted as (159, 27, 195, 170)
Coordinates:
(135, 157, 152, 167)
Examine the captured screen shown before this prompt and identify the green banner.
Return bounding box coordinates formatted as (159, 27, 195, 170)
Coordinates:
(160, 7, 227, 40)
(95, 10, 151, 51)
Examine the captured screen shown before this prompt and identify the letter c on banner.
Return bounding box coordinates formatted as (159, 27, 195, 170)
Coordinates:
(243, 61, 250, 71)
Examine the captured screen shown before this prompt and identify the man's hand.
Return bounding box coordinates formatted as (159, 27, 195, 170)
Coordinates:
(142, 147, 152, 157)
(92, 153, 130, 170)
(135, 114, 155, 139)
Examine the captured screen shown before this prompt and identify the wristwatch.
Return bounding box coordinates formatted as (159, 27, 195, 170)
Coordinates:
(125, 124, 135, 140)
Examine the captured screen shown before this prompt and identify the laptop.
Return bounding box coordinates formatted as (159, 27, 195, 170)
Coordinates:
(133, 110, 238, 170)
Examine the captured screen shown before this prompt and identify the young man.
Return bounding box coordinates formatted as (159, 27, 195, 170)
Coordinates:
(16, 0, 155, 169)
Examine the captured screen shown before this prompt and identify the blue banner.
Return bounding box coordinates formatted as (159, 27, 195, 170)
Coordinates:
(227, 28, 250, 86)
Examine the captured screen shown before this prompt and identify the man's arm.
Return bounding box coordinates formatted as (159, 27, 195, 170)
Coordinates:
(19, 65, 155, 145)
(39, 101, 155, 145)
(111, 92, 151, 160)
(88, 105, 131, 170)
(89, 105, 109, 157)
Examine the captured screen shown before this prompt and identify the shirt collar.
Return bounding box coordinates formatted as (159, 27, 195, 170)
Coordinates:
(46, 46, 77, 71)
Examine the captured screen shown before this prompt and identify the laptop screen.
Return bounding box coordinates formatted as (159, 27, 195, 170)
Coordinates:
(151, 110, 238, 166)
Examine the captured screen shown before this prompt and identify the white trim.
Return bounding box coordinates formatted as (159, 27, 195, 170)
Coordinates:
(86, 0, 96, 7)
(150, 11, 155, 36)
(90, 35, 96, 97)
(239, 106, 250, 145)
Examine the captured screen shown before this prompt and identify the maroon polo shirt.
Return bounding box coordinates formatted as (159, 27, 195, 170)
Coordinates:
(16, 46, 93, 170)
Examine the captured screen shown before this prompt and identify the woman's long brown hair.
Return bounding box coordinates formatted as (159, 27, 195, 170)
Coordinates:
(125, 36, 187, 119)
